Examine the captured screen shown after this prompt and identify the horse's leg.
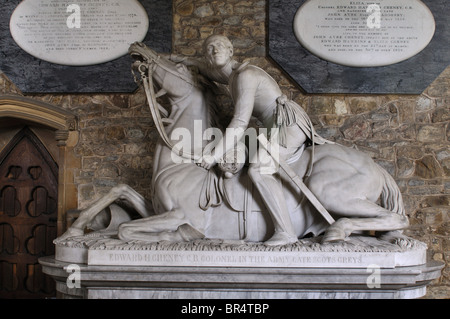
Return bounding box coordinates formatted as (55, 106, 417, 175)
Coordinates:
(322, 198, 409, 242)
(58, 184, 153, 240)
(303, 158, 408, 243)
(118, 209, 205, 243)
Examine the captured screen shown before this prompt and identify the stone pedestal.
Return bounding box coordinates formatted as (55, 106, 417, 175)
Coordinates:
(40, 235, 443, 299)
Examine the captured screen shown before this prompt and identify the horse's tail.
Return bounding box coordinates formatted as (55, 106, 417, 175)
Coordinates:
(379, 165, 406, 216)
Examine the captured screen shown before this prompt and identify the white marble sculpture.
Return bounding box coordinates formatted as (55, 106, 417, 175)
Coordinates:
(57, 37, 409, 246)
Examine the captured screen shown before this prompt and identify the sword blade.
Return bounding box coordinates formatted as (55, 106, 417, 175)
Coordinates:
(257, 134, 335, 225)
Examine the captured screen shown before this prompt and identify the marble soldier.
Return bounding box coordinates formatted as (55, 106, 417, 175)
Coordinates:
(56, 39, 409, 247)
(166, 35, 333, 245)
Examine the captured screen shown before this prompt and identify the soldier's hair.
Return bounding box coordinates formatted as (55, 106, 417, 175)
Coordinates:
(202, 35, 233, 54)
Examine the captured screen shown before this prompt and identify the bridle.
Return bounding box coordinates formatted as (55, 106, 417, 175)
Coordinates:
(131, 48, 223, 211)
(131, 51, 200, 162)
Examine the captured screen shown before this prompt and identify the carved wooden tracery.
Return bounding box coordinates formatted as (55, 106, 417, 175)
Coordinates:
(0, 95, 77, 298)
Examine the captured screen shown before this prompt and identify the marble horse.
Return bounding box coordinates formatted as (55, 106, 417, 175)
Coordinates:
(57, 43, 408, 244)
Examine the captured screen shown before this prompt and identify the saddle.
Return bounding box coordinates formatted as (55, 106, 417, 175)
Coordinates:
(199, 166, 263, 213)
(223, 167, 264, 213)
(199, 166, 265, 241)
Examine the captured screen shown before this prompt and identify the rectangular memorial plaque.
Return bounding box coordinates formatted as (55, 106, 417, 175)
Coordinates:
(89, 249, 393, 268)
(87, 247, 426, 269)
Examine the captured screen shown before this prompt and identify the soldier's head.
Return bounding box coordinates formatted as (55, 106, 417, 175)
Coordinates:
(203, 35, 234, 68)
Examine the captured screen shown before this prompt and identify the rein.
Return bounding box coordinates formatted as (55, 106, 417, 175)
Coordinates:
(133, 56, 200, 162)
(132, 53, 222, 212)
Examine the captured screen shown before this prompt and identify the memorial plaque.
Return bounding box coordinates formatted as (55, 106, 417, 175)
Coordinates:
(294, 0, 436, 67)
(0, 0, 172, 93)
(10, 0, 149, 66)
(54, 235, 427, 269)
(87, 247, 425, 269)
(269, 0, 449, 94)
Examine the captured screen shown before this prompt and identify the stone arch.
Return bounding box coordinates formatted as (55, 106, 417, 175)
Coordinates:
(0, 94, 78, 235)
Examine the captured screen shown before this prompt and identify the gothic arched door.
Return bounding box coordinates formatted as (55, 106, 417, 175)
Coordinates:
(0, 127, 57, 298)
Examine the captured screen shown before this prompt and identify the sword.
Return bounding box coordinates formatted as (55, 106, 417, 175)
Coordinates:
(257, 134, 335, 225)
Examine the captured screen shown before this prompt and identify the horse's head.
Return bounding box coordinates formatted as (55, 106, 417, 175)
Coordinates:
(129, 42, 159, 65)
(129, 42, 196, 101)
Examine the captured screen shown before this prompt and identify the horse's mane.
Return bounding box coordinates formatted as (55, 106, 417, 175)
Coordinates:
(155, 63, 226, 130)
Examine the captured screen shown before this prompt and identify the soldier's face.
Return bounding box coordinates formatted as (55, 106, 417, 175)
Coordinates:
(205, 39, 233, 68)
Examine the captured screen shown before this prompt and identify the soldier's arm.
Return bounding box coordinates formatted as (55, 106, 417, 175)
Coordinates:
(202, 69, 258, 168)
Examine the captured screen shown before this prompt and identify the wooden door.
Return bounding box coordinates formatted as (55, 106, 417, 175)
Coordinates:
(0, 127, 57, 298)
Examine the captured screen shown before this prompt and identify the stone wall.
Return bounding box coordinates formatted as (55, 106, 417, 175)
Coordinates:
(0, 0, 448, 298)
(0, 72, 155, 205)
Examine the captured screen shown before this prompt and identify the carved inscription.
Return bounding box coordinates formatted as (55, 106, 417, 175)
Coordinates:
(90, 250, 391, 268)
(294, 0, 435, 67)
(9, 0, 149, 65)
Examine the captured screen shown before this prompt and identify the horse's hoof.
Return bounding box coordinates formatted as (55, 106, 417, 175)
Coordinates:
(55, 228, 84, 242)
(322, 227, 346, 243)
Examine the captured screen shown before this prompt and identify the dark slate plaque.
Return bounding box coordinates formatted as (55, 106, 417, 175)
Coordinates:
(269, 0, 449, 94)
(0, 0, 172, 93)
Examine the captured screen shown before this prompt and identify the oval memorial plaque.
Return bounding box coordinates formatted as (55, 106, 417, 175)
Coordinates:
(293, 0, 435, 67)
(10, 0, 149, 66)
